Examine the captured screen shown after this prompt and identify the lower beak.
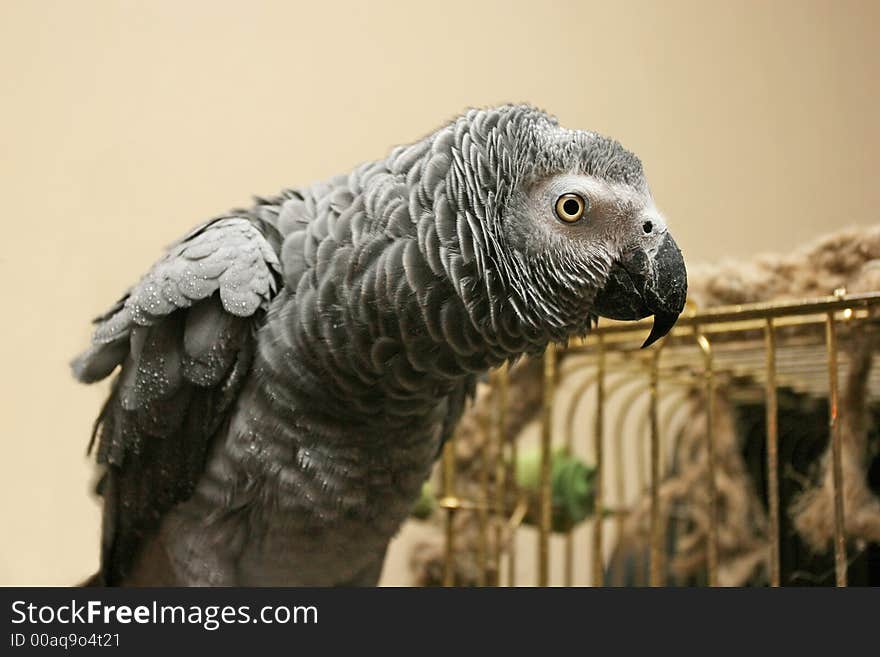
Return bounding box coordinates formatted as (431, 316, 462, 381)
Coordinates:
(591, 233, 688, 348)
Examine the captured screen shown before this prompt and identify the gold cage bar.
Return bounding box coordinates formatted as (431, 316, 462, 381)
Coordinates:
(764, 318, 781, 587)
(538, 342, 556, 586)
(592, 336, 606, 586)
(649, 344, 663, 586)
(825, 311, 847, 587)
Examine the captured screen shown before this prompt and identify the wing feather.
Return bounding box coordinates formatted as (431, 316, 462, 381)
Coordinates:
(72, 215, 281, 585)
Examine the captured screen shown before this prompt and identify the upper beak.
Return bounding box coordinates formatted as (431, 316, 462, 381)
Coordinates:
(591, 233, 688, 348)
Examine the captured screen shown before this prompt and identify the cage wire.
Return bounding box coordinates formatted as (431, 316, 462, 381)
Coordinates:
(435, 290, 880, 586)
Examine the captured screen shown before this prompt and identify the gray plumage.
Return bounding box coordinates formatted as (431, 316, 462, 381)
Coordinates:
(73, 104, 686, 585)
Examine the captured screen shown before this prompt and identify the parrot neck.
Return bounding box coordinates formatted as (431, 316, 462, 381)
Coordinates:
(255, 155, 551, 428)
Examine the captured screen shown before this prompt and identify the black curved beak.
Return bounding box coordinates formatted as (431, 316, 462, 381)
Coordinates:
(591, 233, 688, 348)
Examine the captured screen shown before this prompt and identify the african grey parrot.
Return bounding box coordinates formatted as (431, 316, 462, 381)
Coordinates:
(72, 104, 687, 586)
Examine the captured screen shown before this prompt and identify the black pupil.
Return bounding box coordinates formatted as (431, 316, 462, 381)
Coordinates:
(562, 198, 580, 216)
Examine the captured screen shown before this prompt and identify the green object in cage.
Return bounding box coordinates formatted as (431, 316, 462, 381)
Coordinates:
(411, 480, 436, 520)
(516, 448, 596, 533)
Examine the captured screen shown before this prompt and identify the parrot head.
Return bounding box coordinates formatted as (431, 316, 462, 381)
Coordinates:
(444, 105, 688, 349)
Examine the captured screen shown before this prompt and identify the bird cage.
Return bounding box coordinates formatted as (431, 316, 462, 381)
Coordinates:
(436, 290, 880, 586)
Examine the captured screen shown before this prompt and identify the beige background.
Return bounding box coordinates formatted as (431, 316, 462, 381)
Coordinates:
(1, 0, 877, 585)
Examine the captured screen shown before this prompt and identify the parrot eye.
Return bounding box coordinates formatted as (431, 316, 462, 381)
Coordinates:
(554, 193, 587, 223)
